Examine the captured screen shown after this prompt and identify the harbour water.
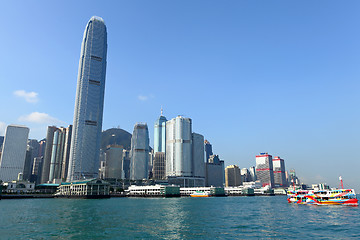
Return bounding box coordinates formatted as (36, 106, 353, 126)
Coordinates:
(1, 196, 359, 239)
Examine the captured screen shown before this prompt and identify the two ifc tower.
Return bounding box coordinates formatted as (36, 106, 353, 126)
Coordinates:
(67, 16, 107, 181)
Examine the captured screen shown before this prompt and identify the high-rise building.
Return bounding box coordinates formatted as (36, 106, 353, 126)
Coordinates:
(61, 125, 72, 180)
(154, 109, 167, 154)
(0, 125, 29, 182)
(152, 152, 166, 180)
(192, 133, 205, 178)
(255, 153, 274, 187)
(32, 156, 43, 184)
(166, 116, 192, 177)
(67, 16, 107, 181)
(249, 166, 256, 181)
(23, 139, 40, 181)
(41, 126, 57, 183)
(205, 155, 225, 187)
(130, 123, 150, 180)
(273, 156, 287, 187)
(122, 149, 130, 179)
(225, 165, 242, 187)
(104, 145, 123, 179)
(241, 168, 250, 182)
(204, 139, 213, 163)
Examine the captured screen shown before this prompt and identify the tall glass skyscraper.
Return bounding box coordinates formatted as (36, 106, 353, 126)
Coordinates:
(130, 123, 150, 180)
(67, 16, 107, 181)
(166, 116, 192, 177)
(0, 125, 29, 182)
(154, 109, 167, 153)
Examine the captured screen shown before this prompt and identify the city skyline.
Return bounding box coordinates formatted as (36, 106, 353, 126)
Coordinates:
(0, 1, 359, 190)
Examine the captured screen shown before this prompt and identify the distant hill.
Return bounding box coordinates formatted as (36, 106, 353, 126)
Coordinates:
(101, 128, 132, 150)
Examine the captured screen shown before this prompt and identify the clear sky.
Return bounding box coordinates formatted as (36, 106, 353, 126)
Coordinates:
(1, 1, 359, 190)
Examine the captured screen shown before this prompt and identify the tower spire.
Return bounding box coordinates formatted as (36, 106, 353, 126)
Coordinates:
(161, 106, 163, 116)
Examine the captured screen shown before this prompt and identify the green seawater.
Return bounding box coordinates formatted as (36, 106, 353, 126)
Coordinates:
(1, 196, 359, 239)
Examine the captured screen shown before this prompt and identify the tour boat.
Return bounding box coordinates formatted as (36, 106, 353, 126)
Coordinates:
(287, 188, 358, 205)
(190, 191, 210, 197)
(287, 177, 358, 206)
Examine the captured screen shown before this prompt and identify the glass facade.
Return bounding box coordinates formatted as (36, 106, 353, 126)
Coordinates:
(67, 16, 107, 181)
(130, 123, 150, 180)
(0, 125, 29, 182)
(154, 115, 167, 153)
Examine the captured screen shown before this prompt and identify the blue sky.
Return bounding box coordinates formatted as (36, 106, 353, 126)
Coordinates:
(1, 1, 359, 190)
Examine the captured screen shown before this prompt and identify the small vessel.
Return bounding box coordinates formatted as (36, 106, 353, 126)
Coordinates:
(287, 177, 358, 206)
(190, 191, 210, 197)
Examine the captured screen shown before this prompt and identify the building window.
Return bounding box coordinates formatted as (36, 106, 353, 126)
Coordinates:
(85, 120, 97, 126)
(89, 79, 101, 86)
(91, 55, 102, 62)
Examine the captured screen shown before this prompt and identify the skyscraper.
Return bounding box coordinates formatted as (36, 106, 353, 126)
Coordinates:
(130, 123, 150, 180)
(255, 153, 274, 187)
(152, 152, 166, 180)
(225, 165, 242, 187)
(67, 16, 107, 181)
(104, 145, 123, 179)
(192, 133, 205, 178)
(154, 109, 167, 154)
(166, 116, 192, 177)
(41, 126, 57, 183)
(273, 156, 287, 187)
(204, 139, 213, 163)
(0, 125, 29, 182)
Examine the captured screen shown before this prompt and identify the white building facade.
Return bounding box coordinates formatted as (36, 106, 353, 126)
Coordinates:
(0, 125, 29, 182)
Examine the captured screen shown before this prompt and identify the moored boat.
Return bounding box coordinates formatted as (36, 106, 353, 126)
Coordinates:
(190, 191, 210, 197)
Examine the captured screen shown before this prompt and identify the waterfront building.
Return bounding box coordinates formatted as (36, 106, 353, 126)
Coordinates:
(273, 156, 287, 187)
(204, 139, 213, 163)
(225, 165, 242, 187)
(104, 145, 123, 179)
(192, 133, 205, 179)
(249, 166, 256, 181)
(130, 123, 150, 180)
(152, 152, 166, 180)
(126, 185, 180, 197)
(166, 116, 192, 177)
(41, 126, 57, 183)
(0, 125, 29, 182)
(154, 109, 167, 154)
(3, 179, 35, 193)
(67, 16, 107, 181)
(56, 179, 110, 198)
(255, 153, 274, 187)
(205, 155, 225, 187)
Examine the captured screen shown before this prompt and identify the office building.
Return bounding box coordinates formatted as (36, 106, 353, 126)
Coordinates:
(130, 123, 150, 180)
(152, 152, 166, 180)
(0, 125, 29, 182)
(255, 153, 274, 187)
(67, 16, 107, 181)
(192, 133, 205, 178)
(166, 116, 192, 177)
(41, 126, 57, 183)
(204, 139, 213, 163)
(104, 145, 123, 179)
(122, 149, 130, 179)
(249, 166, 256, 181)
(273, 156, 287, 187)
(60, 125, 72, 180)
(225, 165, 242, 187)
(154, 109, 167, 153)
(205, 155, 225, 187)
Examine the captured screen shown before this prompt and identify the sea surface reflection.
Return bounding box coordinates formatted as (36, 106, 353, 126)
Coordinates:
(1, 196, 359, 239)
